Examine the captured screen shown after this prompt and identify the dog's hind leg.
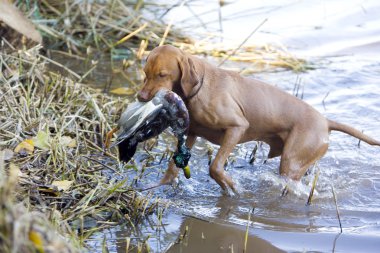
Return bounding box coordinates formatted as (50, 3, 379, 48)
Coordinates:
(279, 124, 329, 181)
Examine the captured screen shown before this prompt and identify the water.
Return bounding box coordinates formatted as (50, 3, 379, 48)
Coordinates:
(78, 1, 380, 252)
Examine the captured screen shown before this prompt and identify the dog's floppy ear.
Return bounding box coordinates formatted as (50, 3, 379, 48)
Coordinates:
(178, 54, 198, 98)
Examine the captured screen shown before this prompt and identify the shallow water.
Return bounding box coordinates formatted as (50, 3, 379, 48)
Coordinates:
(75, 1, 380, 252)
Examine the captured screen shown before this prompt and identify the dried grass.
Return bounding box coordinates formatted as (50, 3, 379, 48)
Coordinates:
(174, 42, 311, 73)
(15, 0, 189, 55)
(0, 45, 165, 252)
(10, 0, 308, 73)
(0, 161, 79, 253)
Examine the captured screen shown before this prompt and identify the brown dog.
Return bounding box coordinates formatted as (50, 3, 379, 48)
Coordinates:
(137, 45, 380, 192)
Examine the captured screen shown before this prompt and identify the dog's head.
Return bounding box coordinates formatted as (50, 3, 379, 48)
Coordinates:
(137, 45, 198, 102)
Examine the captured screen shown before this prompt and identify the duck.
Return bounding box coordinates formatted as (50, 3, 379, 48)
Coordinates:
(105, 89, 191, 178)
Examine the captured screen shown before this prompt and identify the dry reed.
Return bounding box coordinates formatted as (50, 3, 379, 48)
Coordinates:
(11, 0, 308, 73)
(15, 0, 189, 55)
(0, 44, 166, 252)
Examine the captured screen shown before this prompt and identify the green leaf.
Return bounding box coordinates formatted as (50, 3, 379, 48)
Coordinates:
(33, 131, 50, 150)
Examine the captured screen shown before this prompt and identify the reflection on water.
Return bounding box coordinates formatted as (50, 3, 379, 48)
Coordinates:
(81, 1, 380, 252)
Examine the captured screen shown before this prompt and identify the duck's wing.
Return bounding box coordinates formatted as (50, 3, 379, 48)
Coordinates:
(116, 111, 170, 163)
(112, 101, 163, 147)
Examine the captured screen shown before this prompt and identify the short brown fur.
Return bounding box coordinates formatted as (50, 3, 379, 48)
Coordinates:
(138, 45, 380, 192)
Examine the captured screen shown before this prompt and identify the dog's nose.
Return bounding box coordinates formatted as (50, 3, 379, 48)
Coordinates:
(137, 90, 150, 102)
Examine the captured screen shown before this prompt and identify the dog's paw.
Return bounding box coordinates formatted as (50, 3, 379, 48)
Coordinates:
(171, 177, 179, 188)
(159, 174, 178, 186)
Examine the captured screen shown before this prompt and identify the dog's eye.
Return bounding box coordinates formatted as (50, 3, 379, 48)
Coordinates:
(159, 72, 167, 78)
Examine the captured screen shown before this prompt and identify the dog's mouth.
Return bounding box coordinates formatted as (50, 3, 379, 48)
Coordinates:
(137, 90, 152, 102)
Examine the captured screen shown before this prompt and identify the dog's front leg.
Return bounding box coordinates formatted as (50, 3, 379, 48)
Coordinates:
(210, 125, 248, 192)
(160, 134, 197, 185)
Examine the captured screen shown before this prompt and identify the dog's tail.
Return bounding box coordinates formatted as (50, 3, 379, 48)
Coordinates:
(328, 119, 380, 146)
